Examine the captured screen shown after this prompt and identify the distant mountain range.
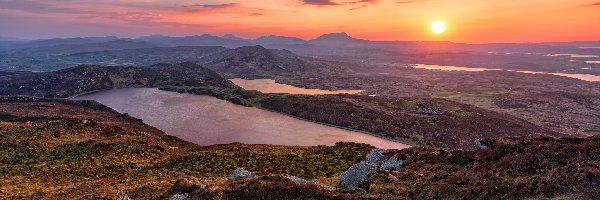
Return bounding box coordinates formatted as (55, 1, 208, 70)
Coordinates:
(1, 32, 599, 73)
(3, 32, 599, 55)
(0, 36, 27, 42)
(4, 33, 600, 49)
(0, 32, 406, 53)
(137, 34, 252, 48)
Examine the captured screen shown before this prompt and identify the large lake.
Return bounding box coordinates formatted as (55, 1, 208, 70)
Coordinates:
(230, 78, 364, 95)
(411, 64, 600, 82)
(74, 88, 409, 149)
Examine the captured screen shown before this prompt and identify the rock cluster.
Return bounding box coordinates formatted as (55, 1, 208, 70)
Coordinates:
(230, 168, 257, 180)
(170, 193, 189, 200)
(416, 103, 444, 115)
(116, 190, 131, 200)
(339, 149, 405, 190)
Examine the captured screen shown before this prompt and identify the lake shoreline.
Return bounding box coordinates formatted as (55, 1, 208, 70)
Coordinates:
(75, 88, 411, 149)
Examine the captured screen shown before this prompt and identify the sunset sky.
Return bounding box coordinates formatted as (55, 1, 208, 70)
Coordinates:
(1, 0, 599, 43)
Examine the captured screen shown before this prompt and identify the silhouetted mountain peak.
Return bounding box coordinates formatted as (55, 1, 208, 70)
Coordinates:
(310, 32, 368, 46)
(137, 34, 251, 48)
(253, 35, 306, 45)
(313, 32, 356, 41)
(222, 34, 245, 41)
(234, 45, 269, 52)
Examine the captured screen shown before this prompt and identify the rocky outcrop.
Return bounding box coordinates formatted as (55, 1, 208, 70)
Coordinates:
(339, 149, 405, 190)
(416, 102, 444, 115)
(230, 168, 257, 180)
(116, 190, 131, 200)
(474, 139, 488, 149)
(170, 193, 189, 200)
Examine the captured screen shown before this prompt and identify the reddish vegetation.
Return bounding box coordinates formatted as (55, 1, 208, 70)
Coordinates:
(256, 94, 561, 149)
(0, 96, 597, 199)
(366, 135, 600, 199)
(0, 96, 163, 135)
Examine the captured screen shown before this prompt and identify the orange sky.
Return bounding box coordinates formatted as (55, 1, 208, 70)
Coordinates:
(1, 0, 599, 43)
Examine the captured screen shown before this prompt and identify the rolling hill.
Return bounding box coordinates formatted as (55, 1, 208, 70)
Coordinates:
(0, 62, 237, 98)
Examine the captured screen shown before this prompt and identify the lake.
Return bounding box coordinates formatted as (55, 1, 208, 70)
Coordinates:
(411, 64, 600, 82)
(546, 54, 599, 58)
(73, 88, 409, 149)
(230, 78, 364, 95)
(410, 64, 501, 72)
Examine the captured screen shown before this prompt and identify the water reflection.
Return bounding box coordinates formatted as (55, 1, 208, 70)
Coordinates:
(546, 54, 599, 58)
(411, 64, 500, 72)
(230, 79, 364, 95)
(411, 64, 600, 82)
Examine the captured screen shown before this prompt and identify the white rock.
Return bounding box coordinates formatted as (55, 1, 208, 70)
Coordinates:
(229, 168, 256, 180)
(116, 190, 131, 200)
(170, 193, 189, 200)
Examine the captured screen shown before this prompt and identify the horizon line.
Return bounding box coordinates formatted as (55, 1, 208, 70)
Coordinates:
(3, 33, 600, 45)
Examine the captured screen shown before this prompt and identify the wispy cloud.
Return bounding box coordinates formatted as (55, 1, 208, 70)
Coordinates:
(184, 3, 239, 13)
(301, 0, 380, 10)
(0, 0, 115, 15)
(396, 0, 431, 4)
(584, 2, 600, 6)
(302, 0, 340, 6)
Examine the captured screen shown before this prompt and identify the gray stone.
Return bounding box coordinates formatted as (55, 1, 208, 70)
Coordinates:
(417, 103, 443, 115)
(339, 149, 406, 190)
(387, 173, 400, 182)
(365, 149, 385, 163)
(380, 155, 404, 171)
(286, 175, 310, 184)
(229, 168, 256, 180)
(116, 190, 131, 200)
(170, 193, 189, 200)
(474, 139, 488, 150)
(338, 161, 377, 190)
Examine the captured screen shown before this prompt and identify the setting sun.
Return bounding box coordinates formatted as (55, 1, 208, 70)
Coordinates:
(432, 20, 446, 34)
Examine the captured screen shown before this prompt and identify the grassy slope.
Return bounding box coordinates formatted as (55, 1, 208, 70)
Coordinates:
(0, 97, 372, 199)
(1, 97, 597, 199)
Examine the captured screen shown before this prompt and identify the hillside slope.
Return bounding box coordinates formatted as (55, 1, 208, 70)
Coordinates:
(0, 97, 596, 199)
(198, 45, 331, 77)
(0, 62, 237, 98)
(0, 97, 372, 199)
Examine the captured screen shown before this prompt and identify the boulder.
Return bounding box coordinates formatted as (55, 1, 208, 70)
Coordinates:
(116, 190, 131, 200)
(339, 149, 406, 190)
(380, 155, 404, 171)
(474, 139, 488, 149)
(416, 102, 444, 115)
(339, 161, 378, 190)
(230, 168, 256, 180)
(170, 193, 189, 200)
(365, 149, 385, 163)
